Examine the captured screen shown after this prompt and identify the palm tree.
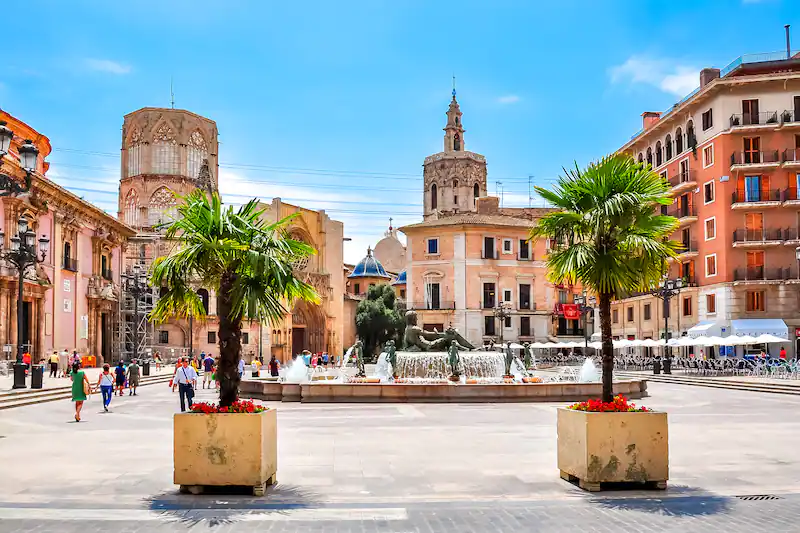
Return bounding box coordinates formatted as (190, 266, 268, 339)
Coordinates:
(150, 192, 319, 406)
(531, 154, 679, 402)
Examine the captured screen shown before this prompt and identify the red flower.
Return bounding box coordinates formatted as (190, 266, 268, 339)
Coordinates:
(566, 395, 650, 413)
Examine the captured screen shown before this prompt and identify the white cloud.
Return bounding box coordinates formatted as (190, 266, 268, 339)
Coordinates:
(497, 95, 520, 104)
(84, 58, 131, 75)
(609, 56, 698, 96)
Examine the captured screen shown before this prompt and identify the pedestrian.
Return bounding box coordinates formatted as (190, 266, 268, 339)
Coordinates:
(214, 357, 220, 389)
(48, 351, 59, 378)
(114, 360, 126, 396)
(322, 352, 329, 370)
(58, 349, 69, 378)
(237, 357, 245, 378)
(127, 359, 140, 395)
(174, 357, 198, 412)
(22, 351, 31, 373)
(97, 364, 115, 412)
(171, 359, 181, 392)
(71, 350, 80, 367)
(71, 361, 90, 422)
(202, 353, 214, 388)
(780, 346, 787, 360)
(154, 351, 162, 372)
(311, 353, 318, 372)
(269, 354, 280, 377)
(252, 357, 262, 377)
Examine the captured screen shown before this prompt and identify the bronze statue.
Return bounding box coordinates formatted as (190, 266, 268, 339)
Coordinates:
(447, 340, 461, 380)
(353, 340, 366, 377)
(523, 342, 532, 370)
(403, 311, 474, 352)
(503, 341, 514, 377)
(385, 339, 397, 378)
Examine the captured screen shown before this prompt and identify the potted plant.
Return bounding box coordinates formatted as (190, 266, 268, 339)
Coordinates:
(531, 154, 678, 491)
(174, 400, 277, 495)
(557, 395, 667, 491)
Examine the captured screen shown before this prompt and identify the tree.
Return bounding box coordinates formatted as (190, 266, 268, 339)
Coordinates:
(150, 192, 318, 406)
(355, 284, 404, 358)
(531, 154, 678, 402)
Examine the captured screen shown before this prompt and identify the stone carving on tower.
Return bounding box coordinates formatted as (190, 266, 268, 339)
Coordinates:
(423, 89, 488, 219)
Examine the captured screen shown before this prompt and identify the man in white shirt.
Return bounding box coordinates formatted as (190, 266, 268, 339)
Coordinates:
(237, 358, 245, 378)
(175, 357, 198, 412)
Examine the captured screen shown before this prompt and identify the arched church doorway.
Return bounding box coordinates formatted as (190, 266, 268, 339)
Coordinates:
(291, 300, 326, 355)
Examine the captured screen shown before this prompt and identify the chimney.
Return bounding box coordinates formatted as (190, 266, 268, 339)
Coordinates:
(476, 196, 499, 215)
(641, 111, 661, 130)
(700, 68, 721, 87)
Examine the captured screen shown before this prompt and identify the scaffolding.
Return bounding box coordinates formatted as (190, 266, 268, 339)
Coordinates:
(115, 235, 158, 362)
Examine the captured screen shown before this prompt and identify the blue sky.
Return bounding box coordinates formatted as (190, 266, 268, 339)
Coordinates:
(1, 0, 796, 263)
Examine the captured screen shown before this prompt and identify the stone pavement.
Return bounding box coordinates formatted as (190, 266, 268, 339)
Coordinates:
(1, 381, 800, 531)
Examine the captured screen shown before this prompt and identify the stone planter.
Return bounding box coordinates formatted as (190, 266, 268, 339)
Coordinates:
(174, 409, 277, 496)
(557, 408, 668, 491)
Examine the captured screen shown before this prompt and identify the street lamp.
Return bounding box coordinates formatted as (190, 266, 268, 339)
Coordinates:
(574, 293, 597, 355)
(652, 277, 684, 343)
(493, 302, 512, 344)
(0, 122, 37, 196)
(0, 217, 49, 388)
(122, 263, 149, 362)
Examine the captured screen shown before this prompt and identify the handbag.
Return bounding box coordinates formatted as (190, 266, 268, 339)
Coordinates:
(83, 379, 91, 398)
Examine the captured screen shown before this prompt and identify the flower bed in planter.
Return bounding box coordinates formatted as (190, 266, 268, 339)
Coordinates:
(174, 400, 277, 496)
(557, 395, 668, 492)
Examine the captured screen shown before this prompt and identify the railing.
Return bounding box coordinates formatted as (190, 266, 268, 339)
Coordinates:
(481, 249, 499, 259)
(785, 227, 799, 240)
(733, 266, 785, 281)
(732, 228, 783, 243)
(668, 170, 697, 187)
(784, 149, 800, 163)
(782, 110, 800, 124)
(729, 111, 779, 127)
(721, 50, 800, 78)
(557, 328, 585, 337)
(667, 204, 697, 219)
(408, 300, 456, 311)
(101, 268, 113, 281)
(678, 240, 698, 253)
(681, 274, 698, 286)
(730, 150, 781, 166)
(519, 301, 532, 311)
(62, 257, 78, 272)
(732, 188, 782, 203)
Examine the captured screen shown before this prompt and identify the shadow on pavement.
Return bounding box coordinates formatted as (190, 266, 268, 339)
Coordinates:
(589, 485, 732, 517)
(145, 483, 323, 527)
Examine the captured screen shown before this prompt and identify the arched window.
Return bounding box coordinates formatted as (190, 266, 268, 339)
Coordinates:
(665, 135, 673, 160)
(431, 183, 438, 209)
(655, 141, 663, 166)
(148, 187, 177, 228)
(127, 127, 143, 178)
(455, 116, 459, 126)
(186, 130, 208, 180)
(453, 180, 459, 205)
(638, 153, 644, 164)
(686, 121, 696, 148)
(646, 147, 653, 167)
(124, 189, 139, 227)
(473, 183, 480, 205)
(454, 133, 461, 151)
(197, 288, 210, 315)
(151, 122, 179, 174)
(675, 128, 684, 154)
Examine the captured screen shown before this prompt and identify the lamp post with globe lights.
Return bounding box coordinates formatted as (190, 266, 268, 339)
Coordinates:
(0, 121, 38, 196)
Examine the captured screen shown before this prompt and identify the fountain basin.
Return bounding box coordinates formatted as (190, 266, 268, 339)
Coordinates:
(240, 379, 648, 403)
(393, 351, 505, 379)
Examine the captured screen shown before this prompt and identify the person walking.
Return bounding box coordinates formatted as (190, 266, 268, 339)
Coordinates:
(202, 353, 214, 388)
(175, 358, 198, 412)
(269, 354, 280, 377)
(48, 351, 59, 378)
(237, 357, 245, 379)
(127, 359, 140, 395)
(97, 364, 115, 412)
(71, 361, 90, 422)
(114, 360, 126, 396)
(58, 349, 69, 378)
(322, 352, 329, 370)
(154, 351, 162, 372)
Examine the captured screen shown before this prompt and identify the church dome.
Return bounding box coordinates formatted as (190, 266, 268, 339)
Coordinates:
(391, 270, 406, 285)
(348, 247, 391, 279)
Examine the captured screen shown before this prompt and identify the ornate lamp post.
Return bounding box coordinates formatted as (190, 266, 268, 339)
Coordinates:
(0, 122, 38, 196)
(493, 302, 512, 344)
(652, 277, 683, 374)
(573, 292, 597, 355)
(0, 218, 49, 388)
(122, 264, 149, 362)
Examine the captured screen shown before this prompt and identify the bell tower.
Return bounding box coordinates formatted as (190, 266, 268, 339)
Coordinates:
(443, 88, 464, 153)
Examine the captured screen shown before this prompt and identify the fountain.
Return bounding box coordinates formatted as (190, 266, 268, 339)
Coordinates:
(577, 357, 601, 382)
(283, 356, 310, 384)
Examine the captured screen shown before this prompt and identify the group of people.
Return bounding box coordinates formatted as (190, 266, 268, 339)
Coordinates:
(298, 351, 335, 371)
(69, 359, 141, 421)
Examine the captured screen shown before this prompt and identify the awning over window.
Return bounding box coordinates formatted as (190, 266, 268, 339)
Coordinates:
(730, 319, 788, 338)
(687, 321, 724, 338)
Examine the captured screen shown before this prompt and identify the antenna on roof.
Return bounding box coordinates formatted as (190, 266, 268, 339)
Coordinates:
(786, 24, 792, 60)
(170, 77, 175, 109)
(528, 175, 534, 208)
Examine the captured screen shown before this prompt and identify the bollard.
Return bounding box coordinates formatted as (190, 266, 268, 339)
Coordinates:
(653, 359, 662, 375)
(30, 364, 44, 389)
(142, 361, 151, 376)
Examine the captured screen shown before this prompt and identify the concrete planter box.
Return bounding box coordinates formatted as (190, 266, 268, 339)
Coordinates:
(557, 408, 668, 491)
(174, 409, 277, 495)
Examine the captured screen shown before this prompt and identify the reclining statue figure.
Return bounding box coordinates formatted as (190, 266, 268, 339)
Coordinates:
(403, 310, 474, 352)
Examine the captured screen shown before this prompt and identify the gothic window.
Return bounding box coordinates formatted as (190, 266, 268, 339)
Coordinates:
(186, 130, 208, 180)
(151, 122, 179, 175)
(454, 133, 461, 151)
(124, 189, 139, 227)
(431, 183, 438, 209)
(473, 183, 480, 205)
(665, 135, 673, 160)
(127, 128, 143, 178)
(638, 153, 644, 164)
(646, 147, 653, 166)
(197, 288, 210, 315)
(148, 187, 177, 228)
(453, 180, 459, 205)
(655, 141, 663, 166)
(687, 120, 696, 148)
(455, 116, 459, 125)
(676, 127, 684, 154)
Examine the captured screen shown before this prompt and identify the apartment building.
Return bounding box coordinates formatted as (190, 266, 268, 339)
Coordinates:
(615, 51, 800, 355)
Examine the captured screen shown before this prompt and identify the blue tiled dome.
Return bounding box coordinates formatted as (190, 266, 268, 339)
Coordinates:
(391, 270, 406, 285)
(348, 247, 391, 279)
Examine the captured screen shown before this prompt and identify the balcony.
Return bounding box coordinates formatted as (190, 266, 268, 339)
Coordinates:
(731, 188, 782, 208)
(732, 228, 784, 247)
(556, 327, 585, 337)
(62, 257, 78, 272)
(733, 266, 785, 283)
(408, 300, 456, 311)
(780, 110, 800, 128)
(729, 111, 779, 130)
(666, 204, 698, 226)
(783, 149, 800, 167)
(730, 150, 781, 171)
(675, 240, 699, 258)
(101, 268, 114, 281)
(668, 170, 697, 194)
(784, 227, 800, 244)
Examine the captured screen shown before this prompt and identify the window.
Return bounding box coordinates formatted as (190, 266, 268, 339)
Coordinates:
(520, 316, 531, 336)
(484, 315, 496, 336)
(655, 141, 663, 166)
(638, 153, 644, 164)
(454, 133, 461, 151)
(159, 330, 169, 344)
(186, 130, 208, 180)
(502, 239, 512, 254)
(62, 241, 74, 270)
(425, 282, 441, 309)
(745, 212, 763, 234)
(746, 250, 765, 279)
(704, 180, 715, 203)
(626, 306, 634, 322)
(704, 217, 716, 240)
(473, 183, 480, 204)
(702, 109, 713, 130)
(742, 175, 763, 202)
(504, 316, 511, 328)
(123, 189, 139, 226)
(242, 332, 249, 345)
(400, 289, 406, 299)
(687, 121, 696, 148)
(646, 147, 653, 167)
(354, 283, 360, 295)
(148, 187, 177, 228)
(665, 134, 673, 160)
(643, 303, 651, 321)
(427, 238, 439, 255)
(682, 296, 692, 317)
(453, 179, 458, 205)
(483, 283, 496, 309)
(483, 237, 496, 259)
(207, 331, 217, 344)
(151, 123, 179, 174)
(742, 99, 760, 125)
(703, 145, 714, 168)
(706, 294, 716, 314)
(558, 290, 568, 304)
(503, 289, 512, 303)
(197, 289, 210, 314)
(675, 127, 684, 154)
(744, 137, 761, 164)
(519, 284, 531, 310)
(430, 183, 438, 209)
(519, 239, 530, 260)
(612, 309, 619, 324)
(127, 127, 143, 178)
(746, 290, 765, 312)
(705, 254, 717, 277)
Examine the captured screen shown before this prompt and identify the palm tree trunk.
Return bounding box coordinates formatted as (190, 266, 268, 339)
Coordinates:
(599, 291, 614, 403)
(217, 268, 243, 407)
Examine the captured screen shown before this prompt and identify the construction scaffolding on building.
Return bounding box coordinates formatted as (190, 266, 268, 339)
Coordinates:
(115, 235, 157, 363)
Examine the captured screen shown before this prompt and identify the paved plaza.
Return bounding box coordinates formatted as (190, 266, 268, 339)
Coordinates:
(1, 381, 800, 531)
